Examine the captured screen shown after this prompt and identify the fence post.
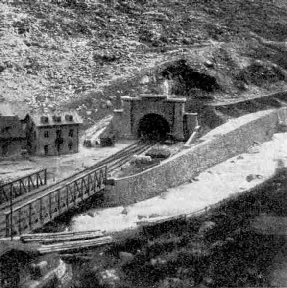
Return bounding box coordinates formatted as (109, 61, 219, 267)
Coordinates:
(81, 179, 84, 201)
(19, 179, 23, 195)
(73, 183, 76, 205)
(36, 171, 39, 188)
(28, 176, 31, 192)
(29, 203, 32, 230)
(66, 187, 69, 208)
(40, 198, 43, 226)
(87, 174, 91, 194)
(58, 190, 61, 213)
(49, 193, 52, 220)
(9, 184, 13, 240)
(18, 209, 21, 236)
(5, 213, 10, 238)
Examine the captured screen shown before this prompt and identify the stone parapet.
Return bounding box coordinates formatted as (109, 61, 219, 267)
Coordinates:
(105, 108, 284, 205)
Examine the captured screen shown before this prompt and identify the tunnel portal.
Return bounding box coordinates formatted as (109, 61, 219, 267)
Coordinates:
(109, 94, 198, 142)
(138, 113, 170, 141)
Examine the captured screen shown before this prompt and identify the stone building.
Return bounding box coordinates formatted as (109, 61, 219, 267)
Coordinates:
(25, 110, 83, 156)
(0, 103, 27, 158)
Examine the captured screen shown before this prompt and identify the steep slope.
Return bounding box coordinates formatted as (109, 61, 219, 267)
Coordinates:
(0, 0, 287, 126)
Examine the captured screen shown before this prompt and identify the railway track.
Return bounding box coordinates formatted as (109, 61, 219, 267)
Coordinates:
(0, 141, 153, 235)
(0, 141, 152, 212)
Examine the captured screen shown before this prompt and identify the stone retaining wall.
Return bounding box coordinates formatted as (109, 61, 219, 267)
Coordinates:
(106, 108, 286, 205)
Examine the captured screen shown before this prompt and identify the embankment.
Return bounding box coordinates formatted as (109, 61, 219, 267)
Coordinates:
(71, 167, 287, 288)
(106, 107, 287, 205)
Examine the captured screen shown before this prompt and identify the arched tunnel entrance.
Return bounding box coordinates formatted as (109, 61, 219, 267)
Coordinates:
(138, 113, 170, 142)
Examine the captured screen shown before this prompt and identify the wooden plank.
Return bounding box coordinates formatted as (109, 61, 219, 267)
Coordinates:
(21, 230, 102, 238)
(21, 231, 105, 243)
(37, 236, 113, 254)
(136, 214, 187, 226)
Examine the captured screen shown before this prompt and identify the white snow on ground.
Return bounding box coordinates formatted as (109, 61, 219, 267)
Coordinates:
(0, 140, 134, 183)
(70, 132, 287, 233)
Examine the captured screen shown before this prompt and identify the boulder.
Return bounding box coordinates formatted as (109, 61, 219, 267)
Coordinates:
(98, 269, 120, 288)
(145, 148, 171, 159)
(158, 277, 194, 288)
(119, 251, 134, 265)
(100, 135, 116, 147)
(202, 276, 214, 287)
(30, 261, 48, 278)
(130, 155, 153, 165)
(246, 174, 262, 182)
(210, 240, 226, 251)
(158, 278, 182, 288)
(83, 139, 93, 147)
(198, 221, 216, 235)
(150, 257, 167, 266)
(176, 267, 193, 279)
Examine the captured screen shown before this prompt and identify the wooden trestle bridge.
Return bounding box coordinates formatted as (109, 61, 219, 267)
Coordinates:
(0, 142, 152, 238)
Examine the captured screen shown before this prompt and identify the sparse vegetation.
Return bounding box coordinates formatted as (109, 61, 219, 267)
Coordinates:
(68, 167, 287, 288)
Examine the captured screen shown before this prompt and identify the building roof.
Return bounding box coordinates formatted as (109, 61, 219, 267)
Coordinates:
(30, 110, 83, 127)
(0, 102, 29, 120)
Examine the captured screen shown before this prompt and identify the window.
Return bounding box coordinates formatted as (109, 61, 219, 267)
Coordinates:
(53, 116, 61, 123)
(68, 142, 73, 151)
(65, 114, 73, 121)
(44, 131, 49, 138)
(41, 116, 49, 124)
(1, 127, 11, 134)
(56, 130, 62, 137)
(69, 129, 74, 137)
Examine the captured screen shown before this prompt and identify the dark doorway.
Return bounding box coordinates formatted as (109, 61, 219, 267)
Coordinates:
(44, 145, 49, 156)
(2, 142, 8, 157)
(138, 113, 170, 142)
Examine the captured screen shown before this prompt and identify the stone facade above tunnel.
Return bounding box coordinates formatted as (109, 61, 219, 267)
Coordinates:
(110, 94, 198, 142)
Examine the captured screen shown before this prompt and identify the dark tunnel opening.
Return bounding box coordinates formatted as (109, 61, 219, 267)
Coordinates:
(138, 113, 170, 142)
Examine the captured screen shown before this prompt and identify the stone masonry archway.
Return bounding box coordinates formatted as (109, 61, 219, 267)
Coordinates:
(137, 113, 170, 141)
(110, 94, 198, 142)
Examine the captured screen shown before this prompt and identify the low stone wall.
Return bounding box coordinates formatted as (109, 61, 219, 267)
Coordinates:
(106, 108, 286, 205)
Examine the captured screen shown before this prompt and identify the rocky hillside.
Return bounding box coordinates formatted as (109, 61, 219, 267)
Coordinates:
(0, 0, 287, 126)
(68, 167, 287, 288)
